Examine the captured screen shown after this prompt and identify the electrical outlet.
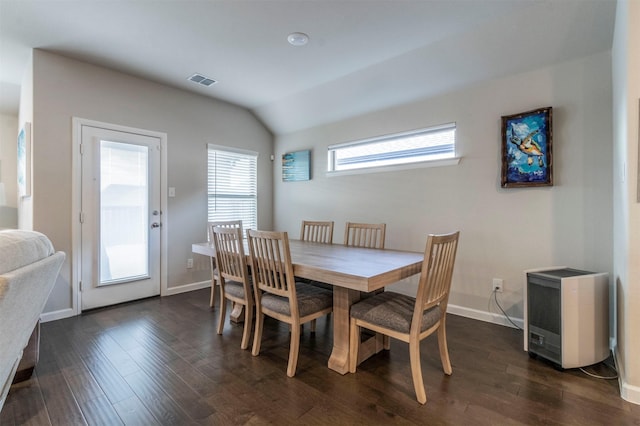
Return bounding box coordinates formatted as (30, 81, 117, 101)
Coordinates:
(187, 258, 194, 269)
(492, 278, 503, 293)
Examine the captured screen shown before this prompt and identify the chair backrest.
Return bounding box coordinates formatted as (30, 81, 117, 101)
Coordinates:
(413, 231, 460, 327)
(247, 230, 298, 311)
(207, 220, 242, 242)
(300, 220, 334, 244)
(211, 226, 248, 284)
(344, 222, 386, 249)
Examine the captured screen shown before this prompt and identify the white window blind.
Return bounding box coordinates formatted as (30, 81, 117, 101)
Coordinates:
(207, 145, 258, 232)
(328, 122, 456, 172)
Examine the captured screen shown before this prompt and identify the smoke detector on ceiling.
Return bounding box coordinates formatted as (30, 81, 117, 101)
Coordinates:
(188, 73, 217, 87)
(287, 32, 309, 46)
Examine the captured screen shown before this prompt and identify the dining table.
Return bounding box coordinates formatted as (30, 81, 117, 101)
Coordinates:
(192, 239, 424, 375)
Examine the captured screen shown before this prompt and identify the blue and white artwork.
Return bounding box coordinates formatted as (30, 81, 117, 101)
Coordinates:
(282, 150, 310, 182)
(502, 108, 552, 187)
(17, 122, 30, 197)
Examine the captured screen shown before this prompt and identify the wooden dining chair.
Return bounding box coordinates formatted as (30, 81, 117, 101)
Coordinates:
(345, 221, 387, 302)
(207, 220, 242, 308)
(344, 222, 386, 249)
(247, 229, 333, 377)
(211, 226, 254, 349)
(348, 231, 460, 404)
(300, 220, 334, 244)
(299, 220, 335, 330)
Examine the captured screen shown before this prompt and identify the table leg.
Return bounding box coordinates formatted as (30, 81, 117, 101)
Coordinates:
(328, 287, 360, 374)
(357, 332, 387, 365)
(230, 303, 244, 323)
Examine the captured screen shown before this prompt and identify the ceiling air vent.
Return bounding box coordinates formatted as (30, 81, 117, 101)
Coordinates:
(188, 73, 217, 87)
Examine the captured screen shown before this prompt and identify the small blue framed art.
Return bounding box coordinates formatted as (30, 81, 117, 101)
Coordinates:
(282, 150, 310, 182)
(17, 122, 31, 197)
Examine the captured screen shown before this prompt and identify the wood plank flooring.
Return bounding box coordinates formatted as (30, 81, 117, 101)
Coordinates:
(1, 288, 638, 425)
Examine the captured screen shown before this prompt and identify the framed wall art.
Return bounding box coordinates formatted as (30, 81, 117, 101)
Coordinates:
(282, 149, 311, 182)
(501, 107, 553, 188)
(17, 122, 31, 197)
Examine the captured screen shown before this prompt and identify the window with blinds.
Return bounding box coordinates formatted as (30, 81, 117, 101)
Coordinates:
(328, 122, 456, 173)
(207, 145, 258, 232)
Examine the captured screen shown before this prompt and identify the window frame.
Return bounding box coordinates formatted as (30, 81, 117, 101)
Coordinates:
(207, 144, 258, 233)
(327, 122, 460, 176)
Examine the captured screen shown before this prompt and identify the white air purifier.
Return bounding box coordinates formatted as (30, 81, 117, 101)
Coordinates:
(523, 267, 609, 369)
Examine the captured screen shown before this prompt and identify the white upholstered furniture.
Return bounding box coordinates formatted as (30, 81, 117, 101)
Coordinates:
(0, 230, 65, 411)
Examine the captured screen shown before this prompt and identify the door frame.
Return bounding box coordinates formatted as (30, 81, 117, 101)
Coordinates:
(71, 117, 168, 315)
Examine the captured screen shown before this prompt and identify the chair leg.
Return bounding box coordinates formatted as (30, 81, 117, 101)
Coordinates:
(217, 295, 226, 335)
(287, 322, 301, 377)
(240, 302, 253, 350)
(383, 335, 391, 350)
(409, 340, 427, 404)
(437, 323, 452, 375)
(349, 319, 359, 373)
(310, 319, 317, 333)
(209, 260, 216, 308)
(252, 312, 264, 356)
(210, 283, 215, 308)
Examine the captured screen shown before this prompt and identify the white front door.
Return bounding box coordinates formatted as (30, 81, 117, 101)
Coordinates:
(80, 124, 162, 310)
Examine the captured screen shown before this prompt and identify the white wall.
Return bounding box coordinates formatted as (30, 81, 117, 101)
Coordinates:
(30, 50, 273, 314)
(274, 51, 613, 324)
(612, 0, 640, 405)
(0, 113, 18, 229)
(0, 114, 18, 206)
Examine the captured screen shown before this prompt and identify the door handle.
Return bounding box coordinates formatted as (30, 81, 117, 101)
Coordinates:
(151, 222, 161, 228)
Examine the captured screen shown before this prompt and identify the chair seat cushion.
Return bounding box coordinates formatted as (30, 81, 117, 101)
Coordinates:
(350, 291, 441, 334)
(261, 283, 332, 317)
(223, 280, 250, 300)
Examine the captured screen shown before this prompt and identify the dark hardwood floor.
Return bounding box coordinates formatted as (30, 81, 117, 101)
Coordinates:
(1, 288, 638, 425)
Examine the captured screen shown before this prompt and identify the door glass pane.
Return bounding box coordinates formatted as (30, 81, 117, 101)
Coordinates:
(99, 140, 149, 285)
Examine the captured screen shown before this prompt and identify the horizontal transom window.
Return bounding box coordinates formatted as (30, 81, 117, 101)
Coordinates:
(327, 123, 456, 173)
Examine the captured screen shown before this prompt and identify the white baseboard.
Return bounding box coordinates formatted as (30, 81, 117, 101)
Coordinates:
(447, 303, 524, 330)
(40, 308, 76, 323)
(620, 382, 640, 405)
(613, 347, 640, 405)
(164, 280, 211, 296)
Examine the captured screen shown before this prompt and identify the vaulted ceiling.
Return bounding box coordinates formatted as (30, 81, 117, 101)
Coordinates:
(0, 0, 617, 134)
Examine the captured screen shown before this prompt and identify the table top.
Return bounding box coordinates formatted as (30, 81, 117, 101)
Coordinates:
(192, 239, 424, 293)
